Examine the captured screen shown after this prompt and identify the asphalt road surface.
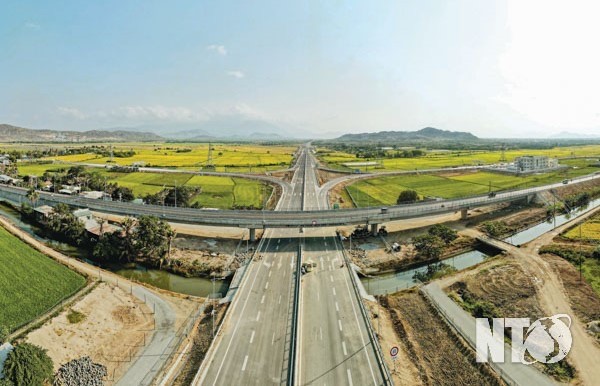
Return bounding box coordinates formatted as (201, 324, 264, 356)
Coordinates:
(195, 148, 387, 385)
(194, 149, 307, 385)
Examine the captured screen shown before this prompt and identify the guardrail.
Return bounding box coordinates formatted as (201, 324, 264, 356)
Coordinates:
(336, 235, 394, 386)
(0, 171, 597, 228)
(288, 244, 302, 386)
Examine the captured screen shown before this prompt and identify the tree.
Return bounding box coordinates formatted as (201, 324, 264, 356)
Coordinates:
(3, 343, 54, 386)
(397, 190, 419, 204)
(428, 224, 458, 243)
(93, 217, 137, 262)
(593, 246, 600, 260)
(134, 216, 176, 268)
(46, 204, 85, 245)
(412, 234, 444, 260)
(26, 188, 39, 209)
(111, 186, 135, 202)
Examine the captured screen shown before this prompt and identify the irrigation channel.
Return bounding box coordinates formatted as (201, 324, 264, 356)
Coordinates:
(0, 202, 230, 297)
(361, 197, 600, 295)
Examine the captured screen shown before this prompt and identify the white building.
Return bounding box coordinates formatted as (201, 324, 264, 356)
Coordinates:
(512, 156, 559, 172)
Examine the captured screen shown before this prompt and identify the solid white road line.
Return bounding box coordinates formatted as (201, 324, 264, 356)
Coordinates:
(250, 331, 255, 344)
(242, 355, 248, 371)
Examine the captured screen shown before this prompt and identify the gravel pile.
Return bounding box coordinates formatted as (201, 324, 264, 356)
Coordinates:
(54, 356, 108, 386)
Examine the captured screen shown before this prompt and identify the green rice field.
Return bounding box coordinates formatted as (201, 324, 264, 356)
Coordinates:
(345, 161, 600, 207)
(0, 226, 86, 332)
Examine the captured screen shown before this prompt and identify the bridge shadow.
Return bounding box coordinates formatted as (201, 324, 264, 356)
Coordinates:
(252, 235, 341, 254)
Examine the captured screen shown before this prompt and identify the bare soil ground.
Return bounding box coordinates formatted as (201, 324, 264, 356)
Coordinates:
(380, 290, 503, 386)
(345, 232, 475, 273)
(270, 170, 294, 183)
(541, 251, 600, 328)
(446, 257, 545, 321)
(316, 169, 350, 186)
(170, 234, 242, 276)
(172, 303, 228, 386)
(26, 283, 153, 384)
(365, 300, 422, 385)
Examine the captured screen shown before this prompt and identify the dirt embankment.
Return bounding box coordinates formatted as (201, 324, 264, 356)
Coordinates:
(541, 252, 600, 327)
(270, 170, 294, 183)
(168, 234, 244, 277)
(446, 258, 544, 320)
(316, 169, 350, 186)
(27, 283, 153, 384)
(171, 303, 228, 385)
(380, 290, 503, 386)
(345, 232, 475, 273)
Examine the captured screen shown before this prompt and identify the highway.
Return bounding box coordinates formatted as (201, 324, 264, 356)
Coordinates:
(193, 150, 307, 385)
(299, 150, 385, 385)
(194, 147, 389, 385)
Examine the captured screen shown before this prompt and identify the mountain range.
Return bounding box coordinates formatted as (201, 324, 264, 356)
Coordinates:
(0, 124, 163, 142)
(335, 127, 479, 142)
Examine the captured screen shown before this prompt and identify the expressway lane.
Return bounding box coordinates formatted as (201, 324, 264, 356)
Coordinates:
(194, 149, 309, 385)
(299, 233, 382, 386)
(298, 148, 385, 385)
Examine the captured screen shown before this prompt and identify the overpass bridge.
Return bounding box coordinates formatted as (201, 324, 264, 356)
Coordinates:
(0, 173, 596, 241)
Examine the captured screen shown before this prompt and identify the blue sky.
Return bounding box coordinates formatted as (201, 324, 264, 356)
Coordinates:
(2, 0, 600, 138)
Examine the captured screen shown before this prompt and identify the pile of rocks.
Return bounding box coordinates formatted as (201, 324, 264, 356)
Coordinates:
(54, 356, 108, 386)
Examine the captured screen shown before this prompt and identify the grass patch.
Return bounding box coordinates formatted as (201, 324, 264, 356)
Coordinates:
(66, 309, 86, 324)
(0, 226, 86, 332)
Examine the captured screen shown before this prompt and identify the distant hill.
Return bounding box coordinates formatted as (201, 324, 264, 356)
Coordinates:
(0, 124, 163, 142)
(549, 131, 600, 139)
(335, 127, 478, 142)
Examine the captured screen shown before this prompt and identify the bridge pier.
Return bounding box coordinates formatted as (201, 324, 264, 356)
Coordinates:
(460, 208, 469, 220)
(370, 223, 378, 237)
(249, 228, 256, 242)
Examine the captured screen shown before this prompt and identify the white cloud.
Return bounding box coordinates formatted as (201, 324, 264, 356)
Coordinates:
(227, 70, 245, 79)
(499, 0, 600, 129)
(206, 44, 227, 56)
(24, 21, 40, 30)
(58, 107, 86, 119)
(111, 105, 208, 122)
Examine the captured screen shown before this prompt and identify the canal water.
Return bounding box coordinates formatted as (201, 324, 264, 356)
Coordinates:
(361, 197, 600, 295)
(0, 202, 229, 297)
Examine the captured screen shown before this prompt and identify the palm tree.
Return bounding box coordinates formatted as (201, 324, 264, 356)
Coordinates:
(26, 188, 40, 209)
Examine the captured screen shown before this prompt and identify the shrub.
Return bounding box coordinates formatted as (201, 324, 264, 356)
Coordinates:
(3, 343, 54, 386)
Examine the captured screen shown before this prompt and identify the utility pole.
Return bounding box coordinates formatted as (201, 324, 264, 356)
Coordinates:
(579, 222, 583, 282)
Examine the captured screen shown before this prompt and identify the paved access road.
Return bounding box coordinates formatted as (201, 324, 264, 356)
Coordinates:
(422, 283, 556, 386)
